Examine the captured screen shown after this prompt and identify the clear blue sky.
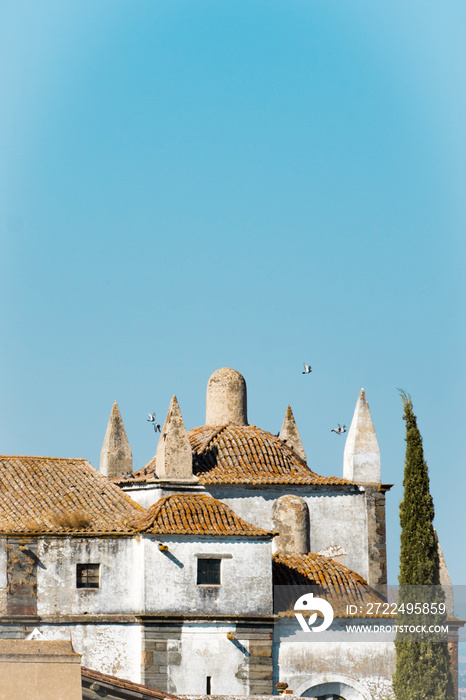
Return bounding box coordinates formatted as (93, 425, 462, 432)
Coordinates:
(1, 0, 465, 585)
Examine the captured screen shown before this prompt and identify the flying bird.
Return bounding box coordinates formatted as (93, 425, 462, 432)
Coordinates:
(154, 423, 161, 433)
(331, 424, 347, 435)
(147, 412, 156, 422)
(302, 363, 312, 374)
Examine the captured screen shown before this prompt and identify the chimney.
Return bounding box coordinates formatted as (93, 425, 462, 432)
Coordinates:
(206, 368, 248, 426)
(272, 495, 310, 556)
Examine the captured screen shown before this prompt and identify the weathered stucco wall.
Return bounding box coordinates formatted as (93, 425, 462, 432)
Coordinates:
(207, 487, 369, 582)
(36, 534, 271, 617)
(277, 636, 395, 700)
(115, 483, 375, 583)
(142, 619, 274, 696)
(118, 480, 380, 587)
(143, 537, 272, 616)
(0, 540, 7, 614)
(39, 623, 142, 683)
(171, 623, 250, 695)
(122, 485, 206, 510)
(37, 537, 144, 615)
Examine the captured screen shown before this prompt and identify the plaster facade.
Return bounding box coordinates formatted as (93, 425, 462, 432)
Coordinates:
(124, 485, 377, 586)
(143, 537, 272, 616)
(43, 622, 142, 682)
(0, 540, 7, 614)
(0, 533, 273, 691)
(37, 537, 144, 616)
(279, 638, 395, 700)
(206, 487, 373, 586)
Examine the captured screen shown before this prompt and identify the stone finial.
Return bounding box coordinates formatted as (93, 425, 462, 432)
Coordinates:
(206, 368, 248, 426)
(279, 405, 306, 462)
(156, 396, 198, 482)
(272, 495, 310, 556)
(343, 389, 381, 483)
(435, 530, 454, 615)
(100, 401, 133, 478)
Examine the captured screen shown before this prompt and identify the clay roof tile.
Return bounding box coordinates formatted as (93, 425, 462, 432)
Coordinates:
(0, 455, 144, 535)
(188, 424, 352, 486)
(273, 552, 386, 617)
(113, 424, 354, 488)
(136, 493, 274, 538)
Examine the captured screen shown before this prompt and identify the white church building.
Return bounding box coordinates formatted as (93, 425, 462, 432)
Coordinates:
(0, 366, 433, 700)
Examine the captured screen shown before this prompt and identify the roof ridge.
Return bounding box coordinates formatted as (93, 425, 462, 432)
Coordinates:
(0, 455, 89, 462)
(81, 666, 179, 699)
(0, 455, 144, 535)
(198, 424, 229, 453)
(273, 552, 373, 586)
(128, 425, 355, 487)
(135, 492, 274, 538)
(188, 424, 353, 487)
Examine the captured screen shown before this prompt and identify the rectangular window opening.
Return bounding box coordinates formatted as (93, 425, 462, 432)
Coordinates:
(197, 558, 221, 585)
(76, 563, 100, 589)
(206, 676, 212, 695)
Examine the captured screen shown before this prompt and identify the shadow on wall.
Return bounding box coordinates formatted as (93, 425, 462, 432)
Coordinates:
(159, 549, 184, 569)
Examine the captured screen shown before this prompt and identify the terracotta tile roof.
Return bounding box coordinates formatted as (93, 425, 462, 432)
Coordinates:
(82, 666, 179, 699)
(136, 493, 274, 538)
(273, 552, 386, 616)
(0, 455, 144, 535)
(113, 425, 352, 488)
(187, 424, 351, 486)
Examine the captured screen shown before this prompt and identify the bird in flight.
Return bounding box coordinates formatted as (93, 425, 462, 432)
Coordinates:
(147, 412, 161, 432)
(302, 363, 312, 374)
(331, 424, 347, 435)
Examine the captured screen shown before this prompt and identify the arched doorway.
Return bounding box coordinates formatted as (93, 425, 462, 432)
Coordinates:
(296, 674, 371, 700)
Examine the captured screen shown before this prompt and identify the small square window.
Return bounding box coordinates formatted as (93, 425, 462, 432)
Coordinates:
(197, 558, 221, 585)
(76, 563, 100, 589)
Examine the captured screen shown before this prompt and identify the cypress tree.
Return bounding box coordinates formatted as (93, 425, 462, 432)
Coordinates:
(393, 391, 454, 700)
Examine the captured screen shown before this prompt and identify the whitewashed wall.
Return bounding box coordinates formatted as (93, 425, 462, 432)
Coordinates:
(143, 536, 272, 616)
(0, 539, 6, 614)
(119, 484, 370, 581)
(122, 485, 167, 509)
(35, 534, 271, 617)
(171, 622, 250, 695)
(37, 537, 144, 615)
(0, 539, 6, 588)
(277, 633, 395, 700)
(39, 623, 142, 683)
(208, 486, 369, 581)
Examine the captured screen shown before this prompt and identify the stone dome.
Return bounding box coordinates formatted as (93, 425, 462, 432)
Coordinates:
(188, 424, 351, 486)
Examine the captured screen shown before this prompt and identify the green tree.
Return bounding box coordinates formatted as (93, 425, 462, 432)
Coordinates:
(393, 392, 454, 700)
